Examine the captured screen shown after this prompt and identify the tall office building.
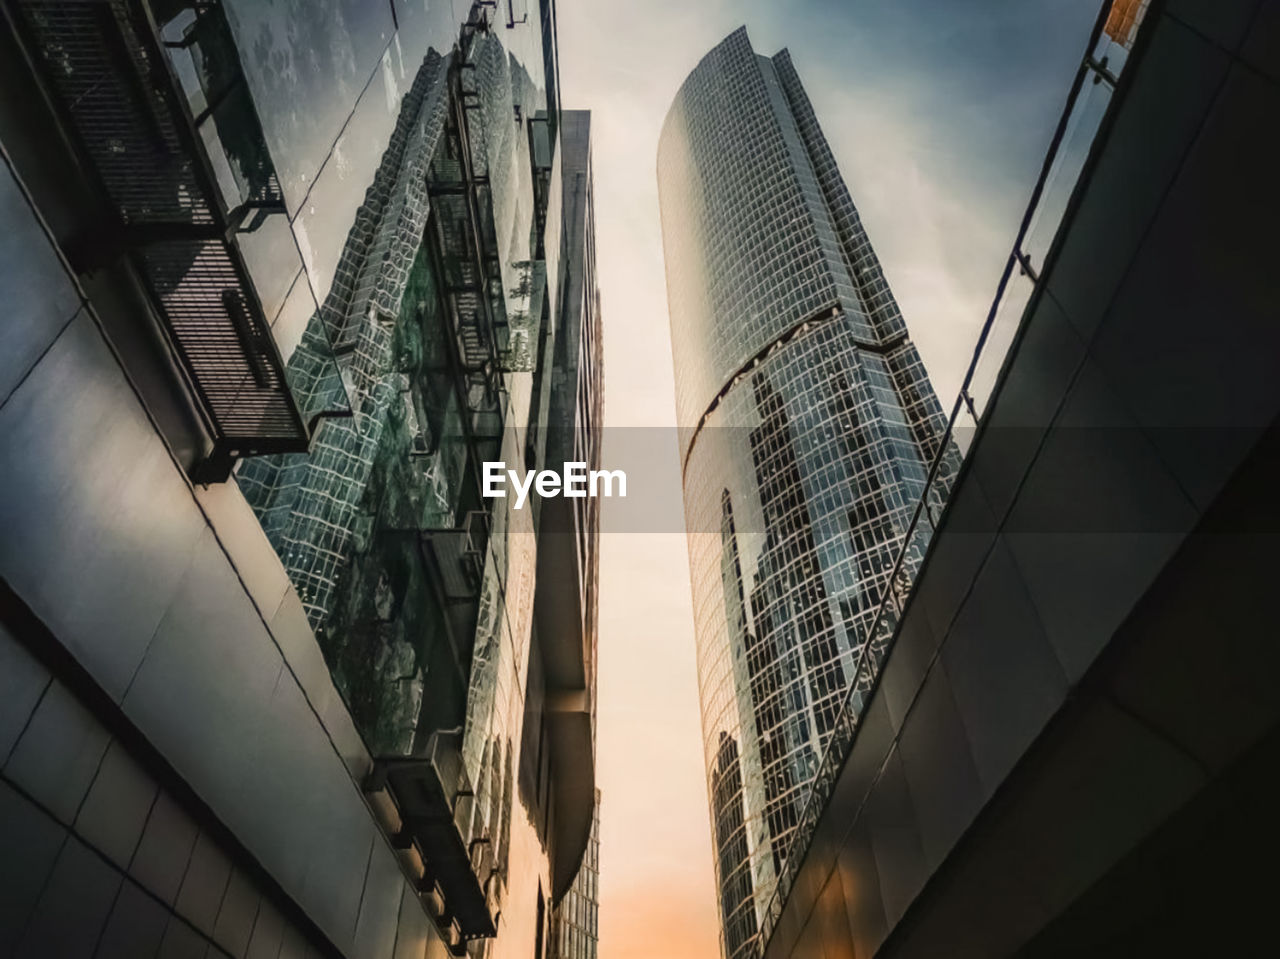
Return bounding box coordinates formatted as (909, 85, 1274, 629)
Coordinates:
(0, 1, 599, 957)
(657, 27, 953, 959)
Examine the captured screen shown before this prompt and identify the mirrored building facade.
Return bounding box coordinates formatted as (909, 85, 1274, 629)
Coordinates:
(550, 789, 600, 959)
(657, 27, 954, 959)
(0, 1, 599, 957)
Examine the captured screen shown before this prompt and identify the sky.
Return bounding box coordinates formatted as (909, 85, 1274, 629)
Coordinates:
(553, 2, 1100, 956)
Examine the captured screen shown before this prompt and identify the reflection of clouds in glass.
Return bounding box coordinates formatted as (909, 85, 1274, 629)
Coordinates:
(381, 48, 400, 110)
(223, 0, 389, 211)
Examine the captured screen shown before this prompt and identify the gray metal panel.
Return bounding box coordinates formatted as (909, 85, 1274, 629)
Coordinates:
(1104, 530, 1280, 774)
(971, 293, 1087, 523)
(811, 871, 854, 959)
(863, 746, 928, 928)
(917, 478, 998, 642)
(121, 526, 289, 845)
(158, 915, 211, 959)
(996, 699, 1205, 916)
(1004, 359, 1197, 681)
(74, 739, 158, 869)
(16, 836, 122, 959)
(0, 780, 65, 953)
(876, 609, 938, 733)
(4, 680, 110, 823)
(827, 693, 893, 834)
(298, 800, 376, 952)
(0, 313, 207, 700)
(193, 480, 293, 621)
(96, 880, 171, 959)
(1089, 63, 1280, 510)
(0, 625, 49, 761)
(1240, 0, 1280, 81)
(267, 587, 340, 720)
(352, 842, 406, 959)
(1045, 18, 1229, 341)
(130, 792, 200, 907)
(175, 831, 234, 937)
(213, 868, 262, 958)
(277, 922, 309, 959)
(835, 820, 888, 959)
(792, 905, 826, 959)
(268, 269, 319, 366)
(895, 662, 984, 872)
(392, 882, 437, 959)
(266, 668, 377, 952)
(1168, 0, 1262, 50)
(941, 539, 1066, 794)
(239, 212, 307, 324)
(245, 899, 286, 959)
(0, 156, 80, 406)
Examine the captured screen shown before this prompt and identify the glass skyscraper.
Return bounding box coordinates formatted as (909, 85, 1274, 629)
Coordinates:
(657, 27, 954, 959)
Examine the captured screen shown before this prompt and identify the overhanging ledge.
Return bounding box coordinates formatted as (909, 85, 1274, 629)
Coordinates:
(546, 687, 596, 901)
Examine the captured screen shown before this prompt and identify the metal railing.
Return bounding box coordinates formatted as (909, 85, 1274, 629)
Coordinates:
(9, 0, 309, 481)
(754, 0, 1143, 950)
(365, 727, 498, 954)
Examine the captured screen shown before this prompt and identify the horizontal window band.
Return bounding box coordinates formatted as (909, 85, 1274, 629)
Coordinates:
(681, 304, 907, 477)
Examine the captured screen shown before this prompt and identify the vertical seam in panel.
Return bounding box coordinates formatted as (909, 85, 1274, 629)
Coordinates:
(0, 672, 52, 769)
(5, 786, 70, 956)
(211, 857, 237, 943)
(0, 308, 81, 414)
(1072, 42, 1235, 516)
(90, 874, 129, 959)
(126, 787, 164, 873)
(350, 830, 378, 944)
(287, 37, 398, 226)
(71, 733, 115, 827)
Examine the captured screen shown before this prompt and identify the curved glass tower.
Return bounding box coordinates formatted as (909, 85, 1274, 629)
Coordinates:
(658, 27, 953, 959)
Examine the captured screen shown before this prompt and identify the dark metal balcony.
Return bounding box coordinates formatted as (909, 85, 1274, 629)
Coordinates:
(427, 56, 507, 370)
(7, 0, 308, 481)
(418, 509, 491, 661)
(367, 731, 498, 950)
(346, 509, 497, 951)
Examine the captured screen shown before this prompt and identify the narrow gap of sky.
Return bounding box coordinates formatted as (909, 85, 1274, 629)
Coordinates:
(554, 2, 1101, 956)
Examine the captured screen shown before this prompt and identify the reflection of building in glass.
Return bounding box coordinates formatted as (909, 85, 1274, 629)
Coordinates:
(712, 732, 759, 958)
(551, 789, 601, 959)
(658, 26, 955, 959)
(236, 48, 463, 754)
(0, 1, 599, 957)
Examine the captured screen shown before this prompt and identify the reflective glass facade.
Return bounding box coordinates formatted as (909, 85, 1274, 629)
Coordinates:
(0, 0, 599, 956)
(658, 28, 955, 959)
(229, 6, 601, 952)
(550, 790, 600, 959)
